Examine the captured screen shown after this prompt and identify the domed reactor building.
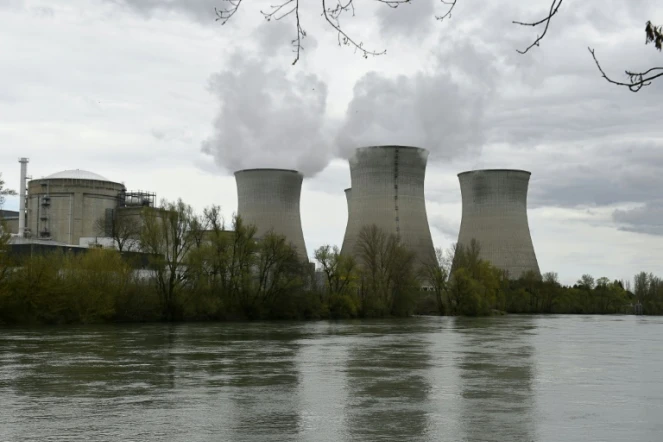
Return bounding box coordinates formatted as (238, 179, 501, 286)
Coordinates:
(454, 169, 540, 279)
(235, 168, 309, 262)
(341, 145, 436, 267)
(27, 169, 126, 245)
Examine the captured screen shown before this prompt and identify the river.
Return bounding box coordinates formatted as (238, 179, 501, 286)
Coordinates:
(1, 315, 662, 441)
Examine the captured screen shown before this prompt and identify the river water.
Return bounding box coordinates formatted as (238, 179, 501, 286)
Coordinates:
(1, 316, 662, 442)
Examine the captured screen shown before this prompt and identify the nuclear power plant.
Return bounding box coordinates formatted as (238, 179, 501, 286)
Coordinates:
(454, 169, 540, 279)
(235, 168, 309, 262)
(2, 153, 543, 281)
(341, 145, 436, 267)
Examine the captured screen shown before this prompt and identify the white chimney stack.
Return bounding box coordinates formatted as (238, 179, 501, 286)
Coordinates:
(18, 157, 29, 237)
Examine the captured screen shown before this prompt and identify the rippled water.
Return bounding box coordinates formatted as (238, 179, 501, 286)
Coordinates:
(1, 316, 662, 442)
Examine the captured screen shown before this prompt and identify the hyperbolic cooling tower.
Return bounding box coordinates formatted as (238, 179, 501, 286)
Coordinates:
(341, 145, 436, 266)
(455, 169, 540, 279)
(235, 168, 308, 262)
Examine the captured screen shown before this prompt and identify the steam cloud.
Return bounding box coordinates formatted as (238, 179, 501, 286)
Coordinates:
(335, 41, 496, 162)
(201, 52, 332, 176)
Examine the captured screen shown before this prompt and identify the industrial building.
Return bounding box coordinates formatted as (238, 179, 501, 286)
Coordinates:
(26, 169, 126, 244)
(341, 145, 436, 267)
(5, 158, 156, 250)
(454, 169, 540, 279)
(234, 168, 309, 262)
(0, 210, 19, 234)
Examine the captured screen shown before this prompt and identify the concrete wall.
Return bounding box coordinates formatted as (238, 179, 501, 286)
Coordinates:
(341, 145, 436, 267)
(235, 169, 309, 262)
(455, 169, 540, 279)
(27, 178, 125, 245)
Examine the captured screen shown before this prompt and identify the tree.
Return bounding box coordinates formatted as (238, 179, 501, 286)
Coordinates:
(139, 199, 202, 321)
(252, 231, 308, 317)
(420, 246, 452, 315)
(0, 172, 16, 210)
(93, 210, 141, 252)
(216, 1, 661, 91)
(314, 245, 357, 299)
(355, 224, 417, 316)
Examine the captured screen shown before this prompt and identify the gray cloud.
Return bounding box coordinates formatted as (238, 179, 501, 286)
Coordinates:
(106, 0, 218, 23)
(613, 201, 663, 236)
(201, 52, 331, 176)
(376, 0, 435, 38)
(429, 215, 459, 239)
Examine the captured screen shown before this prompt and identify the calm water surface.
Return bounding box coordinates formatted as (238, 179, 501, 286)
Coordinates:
(1, 316, 662, 441)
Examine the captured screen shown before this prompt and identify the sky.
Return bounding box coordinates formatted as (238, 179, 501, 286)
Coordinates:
(1, 0, 661, 285)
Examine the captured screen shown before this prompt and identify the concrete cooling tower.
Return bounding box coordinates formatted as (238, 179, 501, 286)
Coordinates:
(235, 168, 308, 262)
(342, 188, 352, 244)
(341, 145, 436, 266)
(454, 169, 540, 279)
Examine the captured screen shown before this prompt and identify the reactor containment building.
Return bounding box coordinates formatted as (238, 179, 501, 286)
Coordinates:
(454, 169, 540, 279)
(235, 168, 309, 262)
(341, 145, 436, 266)
(27, 169, 126, 245)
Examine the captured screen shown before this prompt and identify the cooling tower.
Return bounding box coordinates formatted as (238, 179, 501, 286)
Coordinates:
(454, 169, 540, 279)
(341, 145, 436, 266)
(235, 168, 308, 262)
(342, 188, 352, 243)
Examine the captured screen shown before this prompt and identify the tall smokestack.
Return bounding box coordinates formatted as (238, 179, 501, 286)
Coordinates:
(234, 168, 309, 262)
(18, 157, 29, 237)
(341, 145, 436, 267)
(454, 169, 540, 279)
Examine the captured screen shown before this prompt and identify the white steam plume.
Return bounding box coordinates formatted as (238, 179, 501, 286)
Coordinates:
(201, 52, 332, 176)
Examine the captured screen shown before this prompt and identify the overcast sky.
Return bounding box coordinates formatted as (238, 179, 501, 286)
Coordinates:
(1, 0, 661, 285)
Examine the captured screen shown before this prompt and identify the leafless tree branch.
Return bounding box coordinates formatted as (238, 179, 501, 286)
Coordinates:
(261, 0, 306, 65)
(588, 47, 663, 92)
(435, 0, 457, 21)
(375, 0, 412, 8)
(322, 0, 387, 59)
(214, 0, 243, 25)
(513, 0, 563, 54)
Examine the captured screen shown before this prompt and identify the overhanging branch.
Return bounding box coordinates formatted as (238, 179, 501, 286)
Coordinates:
(513, 0, 563, 54)
(588, 47, 663, 92)
(214, 0, 243, 25)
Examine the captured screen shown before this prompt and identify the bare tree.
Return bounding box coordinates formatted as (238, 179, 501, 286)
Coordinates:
(140, 199, 201, 321)
(215, 0, 456, 65)
(94, 210, 141, 253)
(589, 21, 663, 92)
(216, 0, 662, 91)
(420, 246, 452, 315)
(355, 224, 417, 315)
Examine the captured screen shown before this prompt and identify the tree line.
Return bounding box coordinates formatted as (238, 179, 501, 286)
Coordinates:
(1, 198, 661, 324)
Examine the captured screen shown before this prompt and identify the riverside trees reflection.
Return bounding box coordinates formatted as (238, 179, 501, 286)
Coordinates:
(1, 198, 662, 324)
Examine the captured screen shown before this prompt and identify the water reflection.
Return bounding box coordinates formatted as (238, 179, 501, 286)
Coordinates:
(209, 323, 303, 441)
(3, 317, 663, 442)
(455, 317, 537, 442)
(344, 320, 433, 441)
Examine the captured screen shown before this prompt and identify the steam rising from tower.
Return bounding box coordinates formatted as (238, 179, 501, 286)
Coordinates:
(341, 146, 436, 266)
(235, 168, 309, 262)
(455, 169, 540, 279)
